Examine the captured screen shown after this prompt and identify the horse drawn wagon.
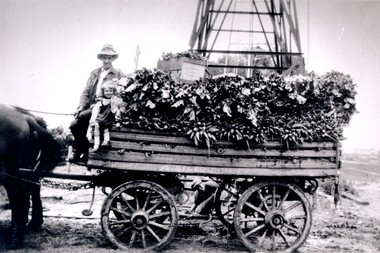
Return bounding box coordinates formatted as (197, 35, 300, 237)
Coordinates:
(1, 69, 353, 251)
(54, 125, 341, 252)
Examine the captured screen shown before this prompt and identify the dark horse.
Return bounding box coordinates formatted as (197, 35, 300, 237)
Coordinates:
(0, 104, 61, 248)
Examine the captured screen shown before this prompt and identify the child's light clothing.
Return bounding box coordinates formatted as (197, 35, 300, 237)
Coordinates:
(87, 95, 126, 151)
(90, 98, 114, 129)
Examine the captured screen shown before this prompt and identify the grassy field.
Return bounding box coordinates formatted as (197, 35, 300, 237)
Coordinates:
(341, 160, 380, 183)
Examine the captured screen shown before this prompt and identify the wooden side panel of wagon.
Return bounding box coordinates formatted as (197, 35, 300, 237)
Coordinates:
(87, 127, 341, 177)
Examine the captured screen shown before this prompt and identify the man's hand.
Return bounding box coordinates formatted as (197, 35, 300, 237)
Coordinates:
(74, 107, 84, 119)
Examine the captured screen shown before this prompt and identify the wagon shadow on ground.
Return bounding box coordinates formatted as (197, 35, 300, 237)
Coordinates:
(0, 218, 248, 253)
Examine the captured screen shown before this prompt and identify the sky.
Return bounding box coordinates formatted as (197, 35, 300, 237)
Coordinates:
(1, 0, 380, 153)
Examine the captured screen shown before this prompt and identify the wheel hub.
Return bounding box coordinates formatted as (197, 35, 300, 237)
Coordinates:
(265, 211, 285, 229)
(131, 210, 149, 230)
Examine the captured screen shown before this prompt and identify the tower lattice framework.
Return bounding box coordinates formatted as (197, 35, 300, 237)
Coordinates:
(189, 0, 304, 75)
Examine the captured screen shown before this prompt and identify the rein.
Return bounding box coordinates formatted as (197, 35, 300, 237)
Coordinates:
(25, 109, 74, 116)
(4, 172, 93, 191)
(6, 105, 74, 117)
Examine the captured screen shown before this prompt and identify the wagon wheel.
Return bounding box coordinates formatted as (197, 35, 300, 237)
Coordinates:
(233, 181, 312, 252)
(101, 180, 178, 251)
(214, 180, 240, 231)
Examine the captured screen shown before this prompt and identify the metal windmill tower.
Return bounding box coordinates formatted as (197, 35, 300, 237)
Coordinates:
(189, 0, 304, 76)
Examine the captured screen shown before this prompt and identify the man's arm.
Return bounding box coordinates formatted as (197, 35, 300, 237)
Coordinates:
(79, 71, 98, 109)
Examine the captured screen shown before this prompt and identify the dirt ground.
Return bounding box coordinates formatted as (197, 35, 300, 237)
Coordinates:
(0, 162, 379, 253)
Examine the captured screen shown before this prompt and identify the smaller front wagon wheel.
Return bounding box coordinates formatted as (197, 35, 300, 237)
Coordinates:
(101, 180, 178, 251)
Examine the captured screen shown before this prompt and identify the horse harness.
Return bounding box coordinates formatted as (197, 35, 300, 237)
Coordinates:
(24, 117, 44, 172)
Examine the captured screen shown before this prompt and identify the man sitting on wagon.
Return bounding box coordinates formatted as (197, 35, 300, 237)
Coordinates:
(69, 44, 124, 163)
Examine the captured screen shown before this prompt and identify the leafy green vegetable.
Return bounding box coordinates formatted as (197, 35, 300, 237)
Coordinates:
(116, 68, 357, 148)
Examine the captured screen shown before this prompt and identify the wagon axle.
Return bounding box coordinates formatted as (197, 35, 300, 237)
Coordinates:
(266, 211, 285, 229)
(131, 210, 149, 230)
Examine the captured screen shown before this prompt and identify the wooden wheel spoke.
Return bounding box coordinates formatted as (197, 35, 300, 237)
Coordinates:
(141, 230, 147, 248)
(146, 226, 163, 243)
(258, 191, 270, 211)
(109, 219, 131, 226)
(142, 191, 151, 210)
(288, 215, 307, 220)
(129, 230, 137, 246)
(149, 221, 170, 230)
(278, 228, 290, 246)
(245, 202, 266, 216)
(150, 211, 171, 219)
(284, 201, 302, 213)
(147, 198, 164, 214)
(278, 189, 290, 210)
(135, 191, 140, 210)
(240, 217, 264, 222)
(244, 223, 266, 237)
(272, 230, 276, 250)
(272, 185, 276, 210)
(283, 223, 302, 235)
(110, 207, 132, 217)
(117, 195, 136, 212)
(258, 229, 268, 247)
(114, 225, 131, 238)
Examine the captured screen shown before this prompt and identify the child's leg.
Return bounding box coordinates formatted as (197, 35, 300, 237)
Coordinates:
(86, 125, 93, 142)
(104, 128, 110, 142)
(101, 128, 111, 146)
(92, 122, 100, 151)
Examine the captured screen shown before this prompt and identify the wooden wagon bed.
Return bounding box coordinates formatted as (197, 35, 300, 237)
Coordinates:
(87, 127, 341, 178)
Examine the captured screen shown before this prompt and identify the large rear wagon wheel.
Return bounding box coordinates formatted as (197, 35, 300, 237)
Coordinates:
(233, 181, 312, 252)
(101, 180, 178, 251)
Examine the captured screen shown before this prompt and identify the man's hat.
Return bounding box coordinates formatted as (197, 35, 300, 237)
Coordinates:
(97, 44, 118, 59)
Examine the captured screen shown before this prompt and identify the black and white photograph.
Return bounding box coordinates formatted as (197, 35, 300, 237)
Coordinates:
(1, 0, 379, 252)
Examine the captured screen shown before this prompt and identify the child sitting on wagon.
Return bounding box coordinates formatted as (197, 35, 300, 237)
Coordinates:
(87, 80, 126, 152)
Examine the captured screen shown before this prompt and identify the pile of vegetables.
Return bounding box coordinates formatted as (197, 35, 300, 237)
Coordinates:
(160, 50, 207, 61)
(116, 68, 357, 148)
